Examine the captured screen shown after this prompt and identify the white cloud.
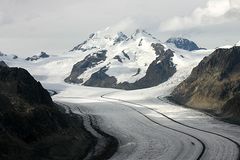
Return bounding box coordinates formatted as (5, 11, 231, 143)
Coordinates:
(0, 0, 239, 55)
(160, 0, 240, 31)
(230, 0, 240, 8)
(106, 18, 137, 35)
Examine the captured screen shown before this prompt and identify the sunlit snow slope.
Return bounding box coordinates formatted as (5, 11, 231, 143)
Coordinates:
(65, 28, 180, 89)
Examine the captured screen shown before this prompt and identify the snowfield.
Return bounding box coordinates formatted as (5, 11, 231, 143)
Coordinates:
(1, 35, 240, 159)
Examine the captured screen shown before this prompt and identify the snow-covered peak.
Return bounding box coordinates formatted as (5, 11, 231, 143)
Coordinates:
(113, 32, 128, 44)
(88, 30, 128, 43)
(89, 28, 114, 40)
(131, 29, 157, 40)
(39, 52, 50, 58)
(70, 28, 160, 53)
(166, 37, 202, 51)
(167, 37, 186, 42)
(70, 28, 126, 52)
(65, 28, 176, 89)
(88, 27, 128, 42)
(132, 29, 148, 36)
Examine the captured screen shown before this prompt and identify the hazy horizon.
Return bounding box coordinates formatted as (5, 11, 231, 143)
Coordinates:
(0, 0, 239, 56)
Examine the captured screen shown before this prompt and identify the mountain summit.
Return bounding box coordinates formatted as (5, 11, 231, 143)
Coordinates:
(65, 29, 177, 90)
(166, 37, 205, 51)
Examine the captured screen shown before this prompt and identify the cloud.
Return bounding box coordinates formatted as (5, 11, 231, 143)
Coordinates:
(160, 0, 240, 31)
(230, 0, 240, 8)
(0, 0, 238, 56)
(106, 18, 137, 35)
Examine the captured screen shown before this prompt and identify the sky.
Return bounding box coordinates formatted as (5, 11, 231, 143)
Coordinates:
(0, 0, 239, 56)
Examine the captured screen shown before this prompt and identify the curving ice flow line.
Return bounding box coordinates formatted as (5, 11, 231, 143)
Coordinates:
(101, 92, 240, 160)
(100, 93, 206, 160)
(53, 89, 240, 160)
(55, 101, 119, 160)
(156, 96, 240, 160)
(55, 94, 204, 159)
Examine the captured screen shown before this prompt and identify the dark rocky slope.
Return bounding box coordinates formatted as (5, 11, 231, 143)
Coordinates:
(65, 50, 107, 84)
(68, 43, 176, 90)
(170, 46, 240, 122)
(0, 66, 95, 160)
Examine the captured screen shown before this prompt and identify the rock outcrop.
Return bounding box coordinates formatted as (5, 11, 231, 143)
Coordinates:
(65, 50, 107, 83)
(170, 46, 240, 121)
(26, 52, 50, 61)
(0, 66, 95, 160)
(67, 42, 176, 90)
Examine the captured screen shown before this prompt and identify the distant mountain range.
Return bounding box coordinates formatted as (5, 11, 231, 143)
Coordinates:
(25, 52, 50, 61)
(0, 51, 18, 60)
(65, 29, 201, 90)
(0, 29, 208, 91)
(0, 29, 209, 91)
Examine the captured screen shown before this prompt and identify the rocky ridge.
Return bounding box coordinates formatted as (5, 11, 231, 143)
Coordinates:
(0, 65, 95, 160)
(26, 52, 50, 61)
(170, 46, 240, 122)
